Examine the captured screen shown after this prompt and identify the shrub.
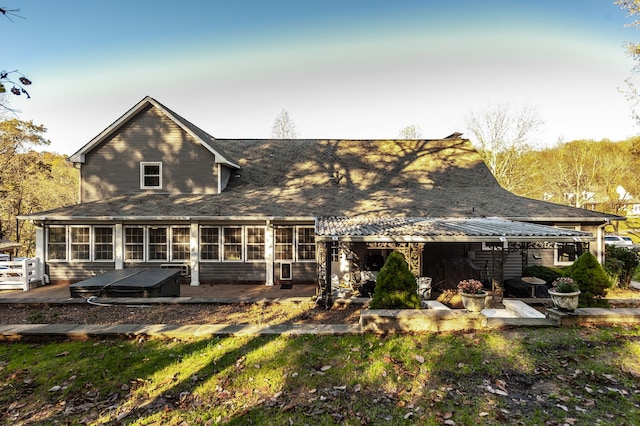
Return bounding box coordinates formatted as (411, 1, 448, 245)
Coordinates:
(565, 251, 612, 307)
(604, 245, 640, 289)
(522, 265, 563, 285)
(369, 251, 420, 309)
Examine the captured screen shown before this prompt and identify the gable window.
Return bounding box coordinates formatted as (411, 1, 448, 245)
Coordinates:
(171, 227, 190, 261)
(70, 226, 91, 261)
(93, 227, 114, 261)
(223, 227, 242, 261)
(47, 227, 67, 261)
(275, 227, 293, 261)
(200, 226, 220, 261)
(125, 227, 145, 261)
(297, 226, 316, 261)
(246, 227, 265, 261)
(140, 162, 162, 189)
(148, 227, 168, 261)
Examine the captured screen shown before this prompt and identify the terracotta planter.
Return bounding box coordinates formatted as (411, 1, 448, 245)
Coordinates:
(460, 292, 487, 314)
(548, 289, 580, 312)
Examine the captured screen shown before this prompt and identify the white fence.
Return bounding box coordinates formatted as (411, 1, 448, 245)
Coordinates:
(0, 258, 46, 291)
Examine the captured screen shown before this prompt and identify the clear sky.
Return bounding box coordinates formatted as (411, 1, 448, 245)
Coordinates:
(3, 0, 639, 154)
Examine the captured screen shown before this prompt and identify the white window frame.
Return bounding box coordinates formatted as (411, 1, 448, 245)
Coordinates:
(245, 226, 266, 262)
(92, 226, 114, 262)
(124, 226, 145, 262)
(46, 226, 68, 261)
(147, 226, 169, 262)
(296, 226, 316, 262)
(275, 226, 294, 261)
(222, 226, 243, 262)
(170, 226, 191, 262)
(69, 226, 91, 261)
(200, 226, 220, 262)
(140, 162, 162, 189)
(554, 225, 580, 266)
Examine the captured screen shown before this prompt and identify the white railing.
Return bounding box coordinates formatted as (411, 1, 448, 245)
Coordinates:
(0, 258, 45, 291)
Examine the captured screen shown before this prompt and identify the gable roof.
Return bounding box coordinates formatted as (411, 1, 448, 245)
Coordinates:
(68, 96, 239, 168)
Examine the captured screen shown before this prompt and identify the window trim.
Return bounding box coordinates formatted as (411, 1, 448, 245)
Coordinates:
(147, 226, 169, 262)
(46, 226, 68, 262)
(200, 226, 221, 262)
(140, 161, 163, 189)
(69, 226, 91, 261)
(124, 226, 145, 262)
(222, 226, 243, 262)
(275, 226, 294, 261)
(245, 226, 266, 263)
(296, 226, 316, 262)
(92, 226, 114, 262)
(170, 226, 191, 262)
(554, 225, 580, 266)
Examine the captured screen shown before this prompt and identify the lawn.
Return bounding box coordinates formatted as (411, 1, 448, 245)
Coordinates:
(1, 326, 639, 425)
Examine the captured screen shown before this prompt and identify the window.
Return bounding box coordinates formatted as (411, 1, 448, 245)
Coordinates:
(70, 226, 90, 261)
(94, 227, 114, 261)
(47, 227, 67, 260)
(555, 226, 580, 266)
(171, 227, 190, 261)
(140, 162, 162, 189)
(125, 227, 145, 261)
(223, 227, 242, 261)
(297, 226, 315, 261)
(246, 227, 265, 261)
(200, 226, 220, 260)
(275, 227, 294, 260)
(148, 227, 168, 261)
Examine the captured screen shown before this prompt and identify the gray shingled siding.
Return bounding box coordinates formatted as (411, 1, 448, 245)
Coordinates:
(81, 104, 218, 202)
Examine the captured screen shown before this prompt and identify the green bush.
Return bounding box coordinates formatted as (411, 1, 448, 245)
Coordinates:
(565, 251, 612, 307)
(369, 251, 420, 309)
(604, 245, 640, 289)
(522, 265, 563, 285)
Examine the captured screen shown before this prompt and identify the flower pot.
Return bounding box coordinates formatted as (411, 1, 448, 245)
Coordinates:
(460, 292, 487, 314)
(548, 289, 580, 312)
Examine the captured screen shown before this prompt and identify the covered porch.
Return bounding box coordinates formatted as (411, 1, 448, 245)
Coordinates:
(314, 216, 595, 305)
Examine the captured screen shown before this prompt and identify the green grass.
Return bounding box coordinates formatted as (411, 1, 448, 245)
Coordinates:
(1, 327, 639, 425)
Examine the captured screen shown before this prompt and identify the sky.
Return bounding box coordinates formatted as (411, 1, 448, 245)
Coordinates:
(2, 0, 640, 154)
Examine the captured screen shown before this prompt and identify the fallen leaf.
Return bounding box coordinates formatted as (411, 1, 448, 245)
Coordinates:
(415, 355, 425, 364)
(320, 365, 332, 372)
(49, 385, 61, 392)
(56, 351, 69, 357)
(556, 403, 569, 412)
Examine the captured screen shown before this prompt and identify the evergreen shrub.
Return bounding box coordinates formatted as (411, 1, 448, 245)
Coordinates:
(369, 251, 420, 309)
(565, 251, 612, 307)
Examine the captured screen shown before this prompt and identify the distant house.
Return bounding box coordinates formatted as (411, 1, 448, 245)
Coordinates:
(19, 97, 623, 290)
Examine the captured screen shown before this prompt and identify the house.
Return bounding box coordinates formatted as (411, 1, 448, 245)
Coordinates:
(19, 97, 623, 293)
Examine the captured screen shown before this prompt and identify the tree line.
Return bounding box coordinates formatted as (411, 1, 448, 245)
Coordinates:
(0, 119, 78, 256)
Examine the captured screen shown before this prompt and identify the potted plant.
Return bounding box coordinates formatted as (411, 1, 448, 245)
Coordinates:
(548, 277, 580, 312)
(457, 279, 487, 313)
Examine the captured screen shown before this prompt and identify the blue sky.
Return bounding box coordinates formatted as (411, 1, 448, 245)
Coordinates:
(3, 0, 639, 154)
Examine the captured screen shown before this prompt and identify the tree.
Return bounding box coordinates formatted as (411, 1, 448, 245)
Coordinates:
(617, 1, 640, 126)
(369, 251, 420, 309)
(0, 119, 50, 244)
(465, 103, 543, 191)
(398, 124, 422, 139)
(271, 108, 297, 139)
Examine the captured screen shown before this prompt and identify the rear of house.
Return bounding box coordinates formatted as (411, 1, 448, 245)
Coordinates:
(19, 97, 622, 291)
